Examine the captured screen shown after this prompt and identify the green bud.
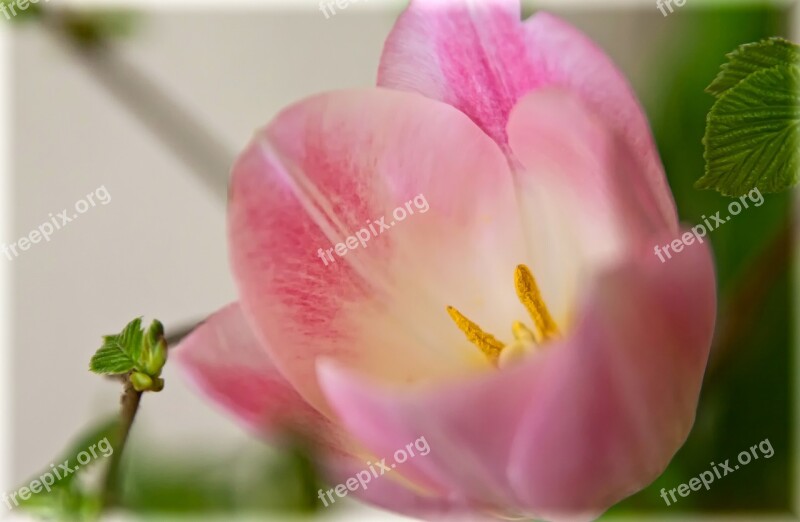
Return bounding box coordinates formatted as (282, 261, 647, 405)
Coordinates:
(130, 372, 153, 392)
(141, 320, 168, 376)
(146, 319, 165, 341)
(151, 377, 165, 392)
(142, 340, 167, 376)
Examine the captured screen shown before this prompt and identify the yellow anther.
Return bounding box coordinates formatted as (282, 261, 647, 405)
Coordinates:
(446, 306, 504, 364)
(446, 264, 560, 368)
(514, 264, 560, 341)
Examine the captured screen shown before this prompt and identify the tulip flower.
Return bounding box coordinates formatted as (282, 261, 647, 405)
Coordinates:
(177, 1, 717, 520)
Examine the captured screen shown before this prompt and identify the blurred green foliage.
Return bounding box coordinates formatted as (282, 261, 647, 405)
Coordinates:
(61, 11, 140, 47)
(16, 418, 118, 520)
(0, 0, 43, 23)
(0, 1, 139, 45)
(118, 440, 325, 515)
(16, 426, 326, 518)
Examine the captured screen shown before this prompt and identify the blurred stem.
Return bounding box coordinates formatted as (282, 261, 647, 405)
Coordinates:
(165, 319, 203, 346)
(101, 378, 142, 510)
(710, 208, 795, 371)
(38, 8, 232, 203)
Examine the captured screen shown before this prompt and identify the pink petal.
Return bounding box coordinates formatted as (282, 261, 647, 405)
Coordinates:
(317, 357, 541, 514)
(174, 303, 349, 453)
(323, 454, 484, 521)
(378, 0, 543, 149)
(318, 238, 716, 519)
(504, 89, 676, 324)
(507, 236, 716, 515)
(521, 12, 676, 231)
(378, 2, 675, 228)
(508, 89, 671, 246)
(229, 88, 525, 412)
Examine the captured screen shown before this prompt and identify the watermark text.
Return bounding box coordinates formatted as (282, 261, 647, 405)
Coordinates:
(3, 185, 111, 262)
(660, 437, 774, 506)
(316, 194, 429, 266)
(318, 436, 430, 507)
(654, 187, 763, 263)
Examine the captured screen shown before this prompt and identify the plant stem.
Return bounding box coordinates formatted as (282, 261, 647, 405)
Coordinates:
(39, 9, 233, 203)
(709, 207, 796, 373)
(101, 378, 142, 510)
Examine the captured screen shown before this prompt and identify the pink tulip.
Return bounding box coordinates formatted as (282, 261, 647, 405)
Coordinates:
(176, 1, 717, 520)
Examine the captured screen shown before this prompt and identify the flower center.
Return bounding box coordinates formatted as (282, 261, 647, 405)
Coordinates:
(446, 264, 560, 368)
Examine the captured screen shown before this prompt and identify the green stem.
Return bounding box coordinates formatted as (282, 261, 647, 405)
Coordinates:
(101, 378, 142, 510)
(709, 209, 795, 373)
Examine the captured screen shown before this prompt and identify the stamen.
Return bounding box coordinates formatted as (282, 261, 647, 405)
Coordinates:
(512, 321, 536, 342)
(497, 339, 530, 368)
(514, 264, 560, 341)
(446, 306, 504, 364)
(500, 322, 539, 369)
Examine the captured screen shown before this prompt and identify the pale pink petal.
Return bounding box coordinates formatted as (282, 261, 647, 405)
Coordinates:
(378, 0, 543, 149)
(505, 89, 677, 326)
(322, 454, 484, 521)
(318, 238, 716, 518)
(317, 356, 542, 514)
(378, 2, 675, 228)
(229, 88, 526, 413)
(522, 12, 676, 231)
(507, 236, 716, 515)
(174, 303, 349, 453)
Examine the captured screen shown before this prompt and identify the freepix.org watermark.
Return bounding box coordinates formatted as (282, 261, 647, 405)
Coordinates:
(660, 437, 774, 506)
(318, 436, 431, 507)
(2, 437, 114, 511)
(0, 0, 49, 21)
(319, 0, 368, 19)
(316, 194, 429, 266)
(2, 185, 111, 262)
(654, 187, 763, 263)
(657, 0, 686, 17)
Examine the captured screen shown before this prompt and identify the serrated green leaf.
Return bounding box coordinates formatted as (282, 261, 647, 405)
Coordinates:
(698, 64, 800, 196)
(89, 318, 144, 375)
(707, 37, 800, 96)
(89, 346, 136, 374)
(121, 317, 145, 363)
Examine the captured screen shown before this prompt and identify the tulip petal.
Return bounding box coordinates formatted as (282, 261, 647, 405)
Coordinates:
(505, 89, 675, 325)
(378, 0, 543, 149)
(174, 303, 348, 453)
(323, 454, 483, 520)
(378, 2, 676, 227)
(318, 238, 716, 518)
(229, 88, 527, 413)
(317, 356, 542, 514)
(507, 237, 716, 515)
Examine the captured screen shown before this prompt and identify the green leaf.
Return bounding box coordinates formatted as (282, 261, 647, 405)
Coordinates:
(698, 64, 800, 196)
(89, 318, 144, 375)
(707, 37, 800, 96)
